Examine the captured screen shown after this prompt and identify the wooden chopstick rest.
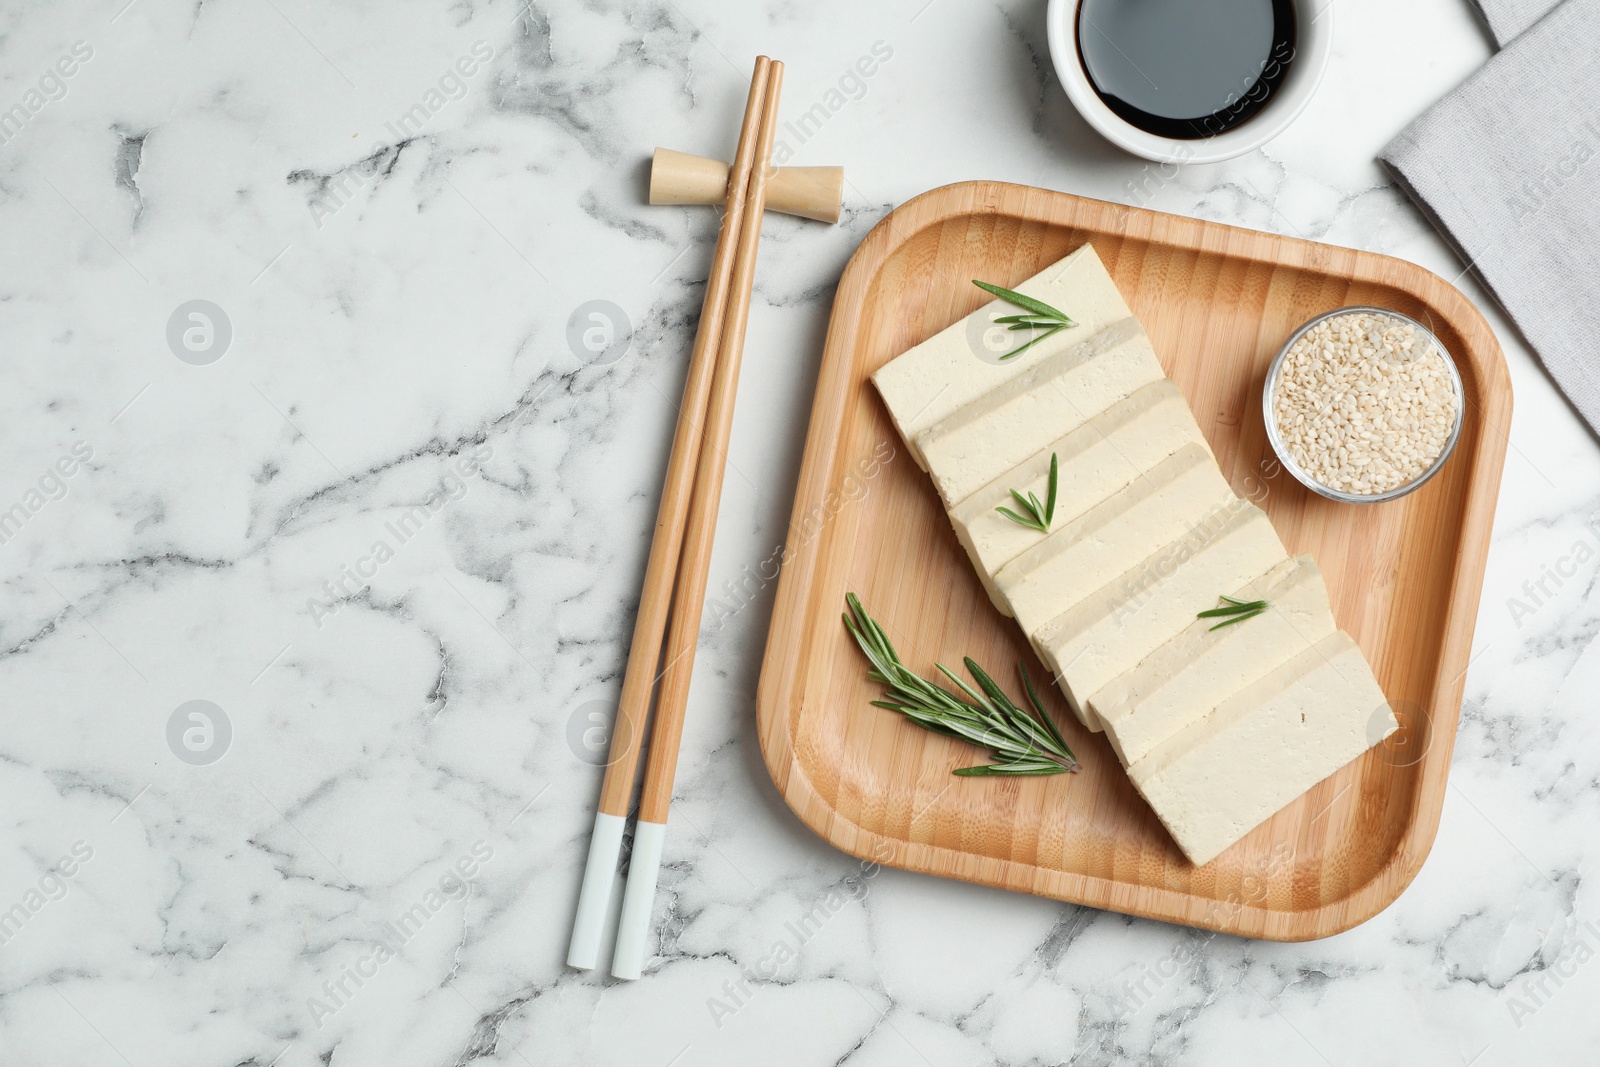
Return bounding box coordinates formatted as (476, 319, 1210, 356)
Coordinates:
(650, 147, 843, 224)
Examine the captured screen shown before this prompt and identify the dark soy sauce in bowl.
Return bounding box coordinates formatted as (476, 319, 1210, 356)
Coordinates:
(1077, 0, 1296, 140)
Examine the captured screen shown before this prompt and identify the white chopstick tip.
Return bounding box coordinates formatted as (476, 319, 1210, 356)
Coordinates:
(567, 811, 628, 971)
(610, 819, 668, 980)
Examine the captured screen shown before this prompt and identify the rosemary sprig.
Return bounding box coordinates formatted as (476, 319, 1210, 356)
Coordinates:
(997, 452, 1059, 534)
(843, 593, 1079, 776)
(1197, 594, 1269, 631)
(972, 280, 1078, 360)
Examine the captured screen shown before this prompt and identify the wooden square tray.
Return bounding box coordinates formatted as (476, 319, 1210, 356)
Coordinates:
(755, 182, 1511, 939)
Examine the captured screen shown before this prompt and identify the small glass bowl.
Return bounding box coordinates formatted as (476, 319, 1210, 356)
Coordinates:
(1261, 306, 1465, 504)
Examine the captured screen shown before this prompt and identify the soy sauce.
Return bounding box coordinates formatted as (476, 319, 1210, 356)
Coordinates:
(1077, 0, 1296, 140)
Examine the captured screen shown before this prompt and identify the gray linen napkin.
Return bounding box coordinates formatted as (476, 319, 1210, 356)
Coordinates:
(1468, 0, 1562, 44)
(1381, 0, 1600, 434)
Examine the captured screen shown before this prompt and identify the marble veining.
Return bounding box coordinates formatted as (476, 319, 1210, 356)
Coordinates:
(0, 0, 1595, 1064)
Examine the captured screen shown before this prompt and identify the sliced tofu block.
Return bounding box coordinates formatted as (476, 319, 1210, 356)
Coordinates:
(995, 443, 1234, 636)
(915, 318, 1163, 507)
(1127, 631, 1396, 866)
(948, 380, 1211, 616)
(1034, 500, 1289, 731)
(870, 243, 1134, 469)
(1092, 555, 1338, 765)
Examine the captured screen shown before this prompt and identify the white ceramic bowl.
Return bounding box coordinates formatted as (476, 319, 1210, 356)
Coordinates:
(1045, 0, 1333, 164)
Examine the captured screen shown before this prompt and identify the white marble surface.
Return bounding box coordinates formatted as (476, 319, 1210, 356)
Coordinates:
(1, 0, 1597, 1064)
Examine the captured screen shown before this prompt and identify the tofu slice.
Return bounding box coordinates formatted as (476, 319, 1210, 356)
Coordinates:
(1034, 500, 1289, 731)
(996, 443, 1234, 636)
(1092, 555, 1338, 765)
(948, 380, 1212, 616)
(870, 243, 1134, 469)
(915, 318, 1163, 507)
(1127, 631, 1396, 866)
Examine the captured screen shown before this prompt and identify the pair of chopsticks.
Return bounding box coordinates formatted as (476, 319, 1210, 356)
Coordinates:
(567, 56, 784, 981)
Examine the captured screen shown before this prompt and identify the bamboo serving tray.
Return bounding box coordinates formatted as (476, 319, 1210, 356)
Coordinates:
(755, 181, 1511, 940)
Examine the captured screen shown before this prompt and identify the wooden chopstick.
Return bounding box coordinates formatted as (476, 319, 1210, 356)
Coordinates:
(610, 58, 785, 981)
(566, 56, 773, 972)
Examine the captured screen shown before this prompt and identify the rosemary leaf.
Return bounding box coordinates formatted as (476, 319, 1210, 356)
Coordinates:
(843, 594, 1079, 777)
(1197, 597, 1267, 617)
(1197, 593, 1269, 631)
(995, 506, 1045, 533)
(972, 281, 1078, 324)
(1044, 452, 1058, 526)
(1000, 324, 1068, 360)
(972, 280, 1078, 361)
(996, 452, 1060, 534)
(955, 763, 1073, 777)
(1208, 609, 1266, 631)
